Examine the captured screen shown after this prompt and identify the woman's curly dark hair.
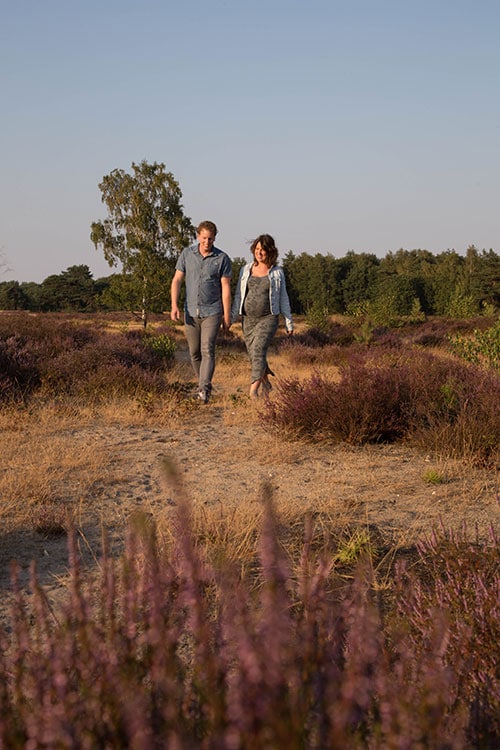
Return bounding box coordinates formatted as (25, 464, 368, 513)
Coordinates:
(250, 234, 279, 267)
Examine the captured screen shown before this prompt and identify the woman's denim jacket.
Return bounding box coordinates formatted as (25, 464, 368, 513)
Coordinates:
(231, 263, 294, 333)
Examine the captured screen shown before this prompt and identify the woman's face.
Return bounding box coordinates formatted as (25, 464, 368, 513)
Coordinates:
(254, 242, 268, 265)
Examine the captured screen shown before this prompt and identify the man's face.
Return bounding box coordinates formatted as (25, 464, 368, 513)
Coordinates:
(197, 229, 216, 254)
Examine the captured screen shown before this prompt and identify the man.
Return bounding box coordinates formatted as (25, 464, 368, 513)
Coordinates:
(170, 220, 232, 403)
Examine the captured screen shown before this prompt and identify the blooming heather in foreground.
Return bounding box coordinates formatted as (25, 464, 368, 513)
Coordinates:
(0, 489, 498, 748)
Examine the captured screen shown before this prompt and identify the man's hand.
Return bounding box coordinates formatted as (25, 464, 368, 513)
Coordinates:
(221, 276, 232, 333)
(170, 270, 185, 322)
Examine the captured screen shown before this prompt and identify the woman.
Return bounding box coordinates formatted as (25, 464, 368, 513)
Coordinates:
(232, 234, 293, 399)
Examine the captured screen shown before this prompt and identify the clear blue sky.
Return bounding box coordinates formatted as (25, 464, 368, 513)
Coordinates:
(1, 0, 499, 283)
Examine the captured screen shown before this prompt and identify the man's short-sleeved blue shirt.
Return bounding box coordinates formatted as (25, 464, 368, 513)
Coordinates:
(176, 243, 232, 318)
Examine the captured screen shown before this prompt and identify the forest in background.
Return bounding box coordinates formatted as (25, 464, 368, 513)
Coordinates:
(1, 245, 499, 323)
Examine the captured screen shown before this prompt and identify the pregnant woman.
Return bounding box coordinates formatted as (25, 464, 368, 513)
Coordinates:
(232, 233, 293, 399)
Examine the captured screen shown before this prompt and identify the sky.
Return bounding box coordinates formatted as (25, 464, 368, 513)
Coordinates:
(1, 0, 499, 283)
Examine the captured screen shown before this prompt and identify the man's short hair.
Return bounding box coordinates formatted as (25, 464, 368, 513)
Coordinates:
(197, 220, 217, 237)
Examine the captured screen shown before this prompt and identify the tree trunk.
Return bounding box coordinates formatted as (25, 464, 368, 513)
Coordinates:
(142, 276, 148, 329)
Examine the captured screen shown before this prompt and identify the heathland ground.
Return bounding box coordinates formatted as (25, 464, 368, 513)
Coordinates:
(0, 315, 498, 620)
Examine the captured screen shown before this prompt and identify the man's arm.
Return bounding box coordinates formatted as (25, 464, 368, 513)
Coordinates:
(221, 276, 232, 331)
(170, 270, 185, 321)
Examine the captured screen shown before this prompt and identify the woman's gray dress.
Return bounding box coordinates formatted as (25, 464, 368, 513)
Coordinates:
(242, 275, 279, 383)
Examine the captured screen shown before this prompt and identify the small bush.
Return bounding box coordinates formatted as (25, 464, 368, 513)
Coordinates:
(143, 332, 176, 362)
(216, 329, 248, 352)
(422, 468, 445, 484)
(0, 315, 176, 404)
(282, 341, 350, 368)
(304, 302, 331, 331)
(261, 348, 500, 464)
(406, 353, 500, 465)
(281, 323, 356, 350)
(0, 336, 40, 403)
(449, 319, 500, 370)
(285, 326, 332, 348)
(262, 353, 413, 445)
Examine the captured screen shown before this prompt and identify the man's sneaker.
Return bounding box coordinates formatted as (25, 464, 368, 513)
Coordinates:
(197, 389, 208, 404)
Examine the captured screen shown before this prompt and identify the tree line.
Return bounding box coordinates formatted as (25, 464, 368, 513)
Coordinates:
(1, 245, 498, 321)
(1, 160, 498, 322)
(282, 245, 499, 322)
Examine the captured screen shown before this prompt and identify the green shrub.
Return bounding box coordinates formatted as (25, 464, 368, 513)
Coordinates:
(445, 290, 479, 318)
(305, 302, 331, 332)
(449, 320, 500, 370)
(422, 469, 445, 485)
(144, 332, 176, 361)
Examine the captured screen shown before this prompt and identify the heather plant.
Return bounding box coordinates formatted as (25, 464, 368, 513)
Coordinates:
(278, 322, 359, 368)
(369, 316, 495, 350)
(0, 335, 40, 403)
(355, 325, 404, 349)
(405, 317, 470, 348)
(280, 341, 349, 368)
(37, 332, 172, 401)
(261, 348, 500, 464)
(0, 492, 498, 748)
(217, 328, 248, 353)
(281, 322, 356, 349)
(284, 326, 332, 348)
(262, 358, 413, 445)
(0, 314, 177, 404)
(395, 526, 500, 746)
(406, 352, 500, 465)
(350, 320, 400, 346)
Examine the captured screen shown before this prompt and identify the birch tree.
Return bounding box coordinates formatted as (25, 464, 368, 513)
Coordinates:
(91, 160, 195, 326)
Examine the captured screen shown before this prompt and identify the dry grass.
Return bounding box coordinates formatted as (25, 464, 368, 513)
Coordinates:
(0, 407, 112, 530)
